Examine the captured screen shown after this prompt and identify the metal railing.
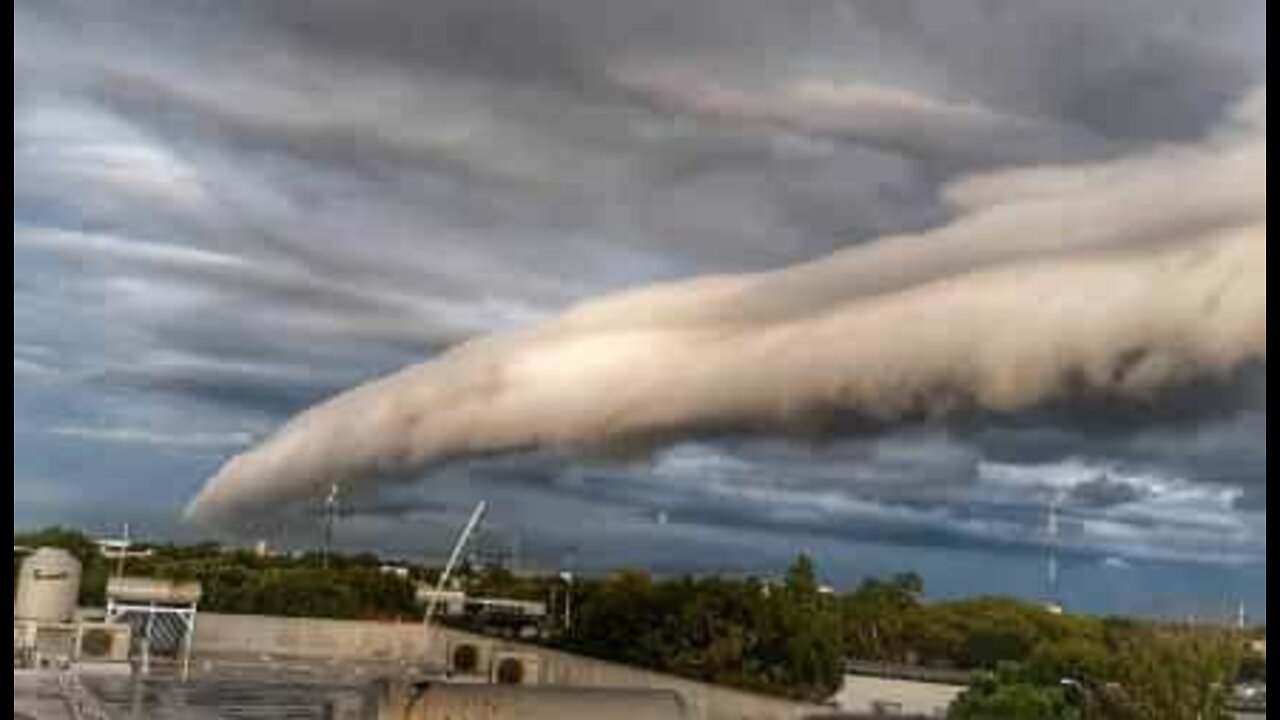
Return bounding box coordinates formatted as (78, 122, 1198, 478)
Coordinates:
(58, 670, 113, 720)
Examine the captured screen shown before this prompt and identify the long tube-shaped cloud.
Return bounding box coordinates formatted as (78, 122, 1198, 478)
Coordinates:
(187, 88, 1266, 526)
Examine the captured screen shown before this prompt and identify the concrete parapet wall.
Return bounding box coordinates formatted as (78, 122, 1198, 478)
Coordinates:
(195, 614, 430, 665)
(193, 614, 826, 720)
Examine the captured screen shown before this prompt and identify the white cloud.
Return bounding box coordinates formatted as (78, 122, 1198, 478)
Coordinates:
(14, 344, 54, 360)
(979, 458, 1261, 563)
(14, 100, 211, 212)
(614, 69, 1109, 165)
(14, 225, 246, 274)
(1101, 556, 1135, 571)
(51, 426, 257, 450)
(638, 448, 1265, 565)
(13, 359, 52, 378)
(13, 342, 62, 380)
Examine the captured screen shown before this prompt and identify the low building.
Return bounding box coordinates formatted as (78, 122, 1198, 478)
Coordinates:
(417, 588, 469, 617)
(253, 540, 273, 559)
(1251, 639, 1265, 656)
(835, 664, 970, 719)
(380, 565, 411, 580)
(465, 597, 548, 621)
(835, 676, 965, 718)
(416, 588, 547, 624)
(95, 539, 154, 563)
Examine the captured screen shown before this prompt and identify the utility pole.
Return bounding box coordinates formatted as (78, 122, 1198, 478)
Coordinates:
(116, 524, 131, 579)
(322, 483, 341, 570)
(560, 572, 575, 632)
(1046, 494, 1064, 610)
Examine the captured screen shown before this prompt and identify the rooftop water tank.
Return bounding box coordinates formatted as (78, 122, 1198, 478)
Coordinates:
(382, 684, 691, 720)
(14, 548, 82, 623)
(107, 577, 203, 606)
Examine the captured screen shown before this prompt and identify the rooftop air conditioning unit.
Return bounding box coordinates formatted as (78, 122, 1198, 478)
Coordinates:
(447, 640, 493, 679)
(490, 652, 542, 687)
(77, 623, 132, 664)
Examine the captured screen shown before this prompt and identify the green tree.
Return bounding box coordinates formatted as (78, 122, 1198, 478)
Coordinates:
(784, 554, 821, 599)
(561, 557, 845, 702)
(1105, 625, 1243, 720)
(1024, 638, 1117, 687)
(950, 676, 1080, 720)
(770, 556, 844, 700)
(841, 573, 923, 662)
(1239, 652, 1266, 683)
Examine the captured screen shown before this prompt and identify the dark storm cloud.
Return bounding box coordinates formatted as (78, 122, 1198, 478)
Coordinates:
(963, 365, 1266, 501)
(15, 0, 1267, 316)
(1235, 486, 1267, 513)
(94, 363, 345, 418)
(1068, 475, 1146, 510)
(230, 0, 1264, 142)
(13, 0, 1267, 589)
(1009, 363, 1267, 436)
(323, 436, 1260, 566)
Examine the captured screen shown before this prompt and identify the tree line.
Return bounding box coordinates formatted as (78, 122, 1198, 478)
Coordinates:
(558, 561, 1259, 716)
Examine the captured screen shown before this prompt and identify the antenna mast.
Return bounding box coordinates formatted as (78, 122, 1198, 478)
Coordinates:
(322, 483, 341, 570)
(1047, 495, 1062, 610)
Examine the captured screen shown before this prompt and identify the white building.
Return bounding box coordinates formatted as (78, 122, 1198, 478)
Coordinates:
(836, 675, 966, 718)
(417, 588, 469, 616)
(380, 565, 411, 580)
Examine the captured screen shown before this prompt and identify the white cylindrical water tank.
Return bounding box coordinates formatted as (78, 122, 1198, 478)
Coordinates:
(14, 548, 82, 623)
(106, 577, 203, 606)
(381, 684, 691, 720)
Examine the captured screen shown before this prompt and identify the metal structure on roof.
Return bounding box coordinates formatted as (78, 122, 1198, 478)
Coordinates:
(105, 577, 203, 682)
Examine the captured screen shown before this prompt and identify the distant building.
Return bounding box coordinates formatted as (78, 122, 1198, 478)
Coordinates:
(417, 588, 469, 617)
(837, 672, 967, 718)
(95, 539, 153, 562)
(380, 565, 411, 580)
(465, 597, 548, 622)
(1251, 639, 1266, 656)
(416, 587, 547, 639)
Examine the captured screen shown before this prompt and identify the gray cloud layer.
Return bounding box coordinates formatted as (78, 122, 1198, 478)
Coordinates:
(188, 87, 1265, 524)
(14, 0, 1267, 594)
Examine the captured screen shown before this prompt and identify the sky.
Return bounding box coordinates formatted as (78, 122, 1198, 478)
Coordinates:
(13, 0, 1266, 621)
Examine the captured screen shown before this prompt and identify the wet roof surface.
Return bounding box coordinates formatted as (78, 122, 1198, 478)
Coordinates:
(82, 676, 367, 720)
